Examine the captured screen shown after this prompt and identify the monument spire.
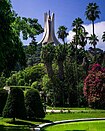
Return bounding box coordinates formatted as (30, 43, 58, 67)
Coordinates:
(38, 11, 60, 46)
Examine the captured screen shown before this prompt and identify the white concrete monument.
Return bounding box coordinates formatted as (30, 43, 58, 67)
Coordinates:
(38, 11, 60, 46)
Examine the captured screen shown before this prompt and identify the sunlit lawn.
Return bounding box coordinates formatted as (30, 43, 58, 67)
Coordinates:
(43, 120, 105, 131)
(45, 111, 105, 122)
(1, 109, 105, 131)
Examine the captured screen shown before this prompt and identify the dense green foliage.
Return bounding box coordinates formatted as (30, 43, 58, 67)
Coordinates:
(0, 1, 104, 117)
(6, 63, 45, 87)
(2, 87, 26, 121)
(25, 88, 45, 119)
(0, 0, 26, 75)
(0, 89, 8, 115)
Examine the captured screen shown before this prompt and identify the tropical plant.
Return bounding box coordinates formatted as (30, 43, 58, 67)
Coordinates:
(72, 17, 84, 106)
(55, 44, 67, 80)
(72, 17, 84, 49)
(41, 43, 55, 79)
(57, 26, 68, 44)
(3, 87, 26, 122)
(85, 3, 100, 54)
(25, 88, 45, 119)
(89, 34, 99, 50)
(102, 32, 105, 42)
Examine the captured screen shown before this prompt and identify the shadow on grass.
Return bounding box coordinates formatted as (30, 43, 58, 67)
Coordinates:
(42, 129, 86, 131)
(26, 118, 52, 123)
(7, 120, 35, 126)
(0, 125, 29, 131)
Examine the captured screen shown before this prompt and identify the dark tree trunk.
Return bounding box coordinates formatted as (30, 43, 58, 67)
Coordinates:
(92, 20, 96, 62)
(12, 117, 15, 123)
(58, 60, 65, 106)
(45, 62, 54, 79)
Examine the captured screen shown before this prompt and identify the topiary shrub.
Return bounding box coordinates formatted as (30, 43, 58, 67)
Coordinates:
(25, 88, 45, 119)
(2, 87, 26, 122)
(0, 89, 8, 115)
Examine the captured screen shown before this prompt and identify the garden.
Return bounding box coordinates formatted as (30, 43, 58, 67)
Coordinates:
(0, 0, 105, 131)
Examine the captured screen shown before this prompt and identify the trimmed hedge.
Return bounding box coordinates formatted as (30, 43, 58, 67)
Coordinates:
(2, 87, 26, 120)
(25, 88, 45, 119)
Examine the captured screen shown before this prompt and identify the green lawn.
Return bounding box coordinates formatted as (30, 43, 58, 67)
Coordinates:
(45, 111, 105, 121)
(1, 109, 105, 131)
(43, 120, 105, 131)
(0, 118, 41, 131)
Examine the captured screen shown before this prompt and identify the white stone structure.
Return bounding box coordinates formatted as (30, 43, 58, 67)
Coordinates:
(38, 11, 60, 46)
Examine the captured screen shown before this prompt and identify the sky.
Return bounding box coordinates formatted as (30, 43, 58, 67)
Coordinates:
(11, 0, 105, 50)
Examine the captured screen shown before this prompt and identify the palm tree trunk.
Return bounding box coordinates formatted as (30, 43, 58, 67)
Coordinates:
(92, 20, 96, 62)
(92, 20, 95, 36)
(45, 62, 54, 79)
(58, 60, 65, 106)
(58, 61, 64, 81)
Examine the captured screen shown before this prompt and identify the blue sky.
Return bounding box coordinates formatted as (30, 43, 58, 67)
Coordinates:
(11, 0, 105, 50)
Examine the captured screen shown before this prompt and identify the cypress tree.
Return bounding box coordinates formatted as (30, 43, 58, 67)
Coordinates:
(25, 88, 45, 119)
(2, 87, 26, 122)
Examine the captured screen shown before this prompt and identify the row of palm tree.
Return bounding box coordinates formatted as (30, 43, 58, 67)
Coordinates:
(56, 2, 105, 62)
(40, 2, 105, 106)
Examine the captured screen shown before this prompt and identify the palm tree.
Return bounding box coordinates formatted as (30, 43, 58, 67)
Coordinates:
(55, 44, 67, 106)
(41, 43, 55, 79)
(89, 34, 99, 49)
(57, 26, 68, 44)
(85, 3, 100, 37)
(57, 26, 68, 79)
(55, 44, 66, 80)
(72, 17, 84, 106)
(79, 28, 88, 49)
(72, 17, 84, 49)
(102, 32, 105, 42)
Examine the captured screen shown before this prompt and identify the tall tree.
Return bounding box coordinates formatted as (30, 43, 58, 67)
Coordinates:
(102, 32, 105, 42)
(89, 34, 99, 48)
(78, 28, 88, 49)
(72, 17, 84, 106)
(85, 2, 100, 49)
(3, 87, 26, 122)
(55, 44, 66, 80)
(41, 43, 55, 79)
(72, 17, 84, 50)
(57, 26, 68, 44)
(0, 0, 26, 75)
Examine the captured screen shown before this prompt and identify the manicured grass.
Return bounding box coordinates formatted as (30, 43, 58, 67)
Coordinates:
(0, 117, 42, 131)
(45, 111, 105, 121)
(1, 109, 105, 131)
(43, 120, 105, 131)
